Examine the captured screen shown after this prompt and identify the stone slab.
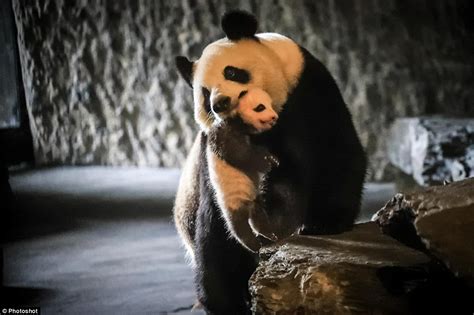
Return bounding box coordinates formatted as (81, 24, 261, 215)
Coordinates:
(387, 117, 474, 186)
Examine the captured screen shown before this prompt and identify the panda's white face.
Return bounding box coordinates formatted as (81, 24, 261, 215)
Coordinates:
(190, 33, 304, 132)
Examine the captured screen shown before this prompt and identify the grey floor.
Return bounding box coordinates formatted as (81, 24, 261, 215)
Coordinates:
(2, 167, 396, 314)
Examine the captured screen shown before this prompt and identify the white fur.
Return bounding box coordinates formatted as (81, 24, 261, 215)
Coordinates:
(238, 88, 278, 132)
(192, 33, 303, 132)
(256, 33, 304, 90)
(173, 133, 202, 267)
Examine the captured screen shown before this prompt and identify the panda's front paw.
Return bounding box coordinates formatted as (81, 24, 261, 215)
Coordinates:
(264, 154, 280, 168)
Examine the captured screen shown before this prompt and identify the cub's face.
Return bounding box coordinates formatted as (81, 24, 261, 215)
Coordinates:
(237, 89, 278, 132)
(176, 33, 304, 132)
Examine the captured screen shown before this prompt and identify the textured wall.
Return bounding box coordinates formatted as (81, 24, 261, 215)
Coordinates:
(14, 0, 474, 179)
(0, 0, 21, 128)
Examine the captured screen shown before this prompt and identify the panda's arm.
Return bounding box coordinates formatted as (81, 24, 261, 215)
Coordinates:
(209, 123, 273, 174)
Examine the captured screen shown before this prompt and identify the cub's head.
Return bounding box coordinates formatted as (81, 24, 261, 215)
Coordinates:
(175, 10, 303, 132)
(236, 88, 278, 132)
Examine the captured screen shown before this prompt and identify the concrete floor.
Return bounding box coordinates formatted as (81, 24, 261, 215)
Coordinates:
(2, 167, 396, 314)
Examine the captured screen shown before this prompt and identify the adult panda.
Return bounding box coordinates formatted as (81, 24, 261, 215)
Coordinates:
(174, 10, 367, 314)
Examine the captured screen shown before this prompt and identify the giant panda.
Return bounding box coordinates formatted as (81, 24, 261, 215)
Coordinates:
(173, 10, 367, 314)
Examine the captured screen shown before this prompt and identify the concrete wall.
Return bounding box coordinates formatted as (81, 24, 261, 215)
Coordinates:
(13, 0, 474, 179)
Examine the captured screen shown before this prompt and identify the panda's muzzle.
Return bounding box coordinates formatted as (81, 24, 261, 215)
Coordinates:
(212, 96, 231, 113)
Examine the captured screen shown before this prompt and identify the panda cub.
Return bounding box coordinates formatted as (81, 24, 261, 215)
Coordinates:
(207, 88, 279, 252)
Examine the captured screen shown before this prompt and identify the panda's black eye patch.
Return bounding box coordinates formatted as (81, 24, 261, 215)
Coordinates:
(202, 87, 211, 113)
(238, 90, 248, 99)
(223, 66, 250, 84)
(253, 104, 266, 112)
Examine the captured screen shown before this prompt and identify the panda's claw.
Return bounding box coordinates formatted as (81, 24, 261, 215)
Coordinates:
(265, 155, 280, 168)
(262, 232, 278, 242)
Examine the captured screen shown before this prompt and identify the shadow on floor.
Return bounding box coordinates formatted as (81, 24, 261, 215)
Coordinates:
(0, 286, 56, 307)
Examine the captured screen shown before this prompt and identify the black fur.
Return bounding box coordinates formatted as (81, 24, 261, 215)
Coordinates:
(192, 47, 367, 313)
(175, 56, 193, 87)
(208, 118, 276, 176)
(223, 66, 251, 84)
(254, 47, 367, 236)
(195, 133, 257, 314)
(221, 10, 258, 40)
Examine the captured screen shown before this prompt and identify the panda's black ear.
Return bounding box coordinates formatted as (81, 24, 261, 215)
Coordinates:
(221, 10, 258, 41)
(175, 56, 194, 88)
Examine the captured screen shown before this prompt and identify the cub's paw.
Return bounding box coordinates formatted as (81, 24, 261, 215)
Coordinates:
(259, 231, 278, 242)
(256, 234, 277, 247)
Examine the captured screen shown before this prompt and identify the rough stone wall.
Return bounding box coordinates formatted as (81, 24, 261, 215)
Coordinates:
(14, 0, 474, 178)
(13, 0, 199, 167)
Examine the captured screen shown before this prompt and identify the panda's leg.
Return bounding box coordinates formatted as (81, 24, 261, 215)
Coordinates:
(194, 134, 258, 314)
(248, 197, 278, 242)
(194, 184, 257, 314)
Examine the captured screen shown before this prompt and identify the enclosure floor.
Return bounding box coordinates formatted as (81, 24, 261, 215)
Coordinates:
(2, 167, 395, 314)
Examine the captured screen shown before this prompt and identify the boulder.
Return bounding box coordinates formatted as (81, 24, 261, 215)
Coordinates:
(372, 178, 474, 286)
(249, 223, 472, 314)
(387, 117, 474, 186)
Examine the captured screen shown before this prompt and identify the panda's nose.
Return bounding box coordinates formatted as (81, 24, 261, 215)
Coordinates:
(212, 96, 231, 113)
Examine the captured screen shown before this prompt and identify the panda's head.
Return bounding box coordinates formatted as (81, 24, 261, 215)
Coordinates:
(176, 10, 304, 132)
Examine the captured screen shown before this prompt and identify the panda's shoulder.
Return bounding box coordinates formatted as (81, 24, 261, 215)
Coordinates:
(257, 33, 305, 91)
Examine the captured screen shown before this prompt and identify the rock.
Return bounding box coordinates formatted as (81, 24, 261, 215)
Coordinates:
(12, 1, 474, 177)
(372, 178, 474, 286)
(250, 223, 472, 314)
(388, 117, 474, 186)
(371, 193, 424, 251)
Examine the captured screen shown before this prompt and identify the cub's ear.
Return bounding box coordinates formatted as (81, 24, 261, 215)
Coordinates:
(221, 10, 258, 41)
(175, 56, 194, 88)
